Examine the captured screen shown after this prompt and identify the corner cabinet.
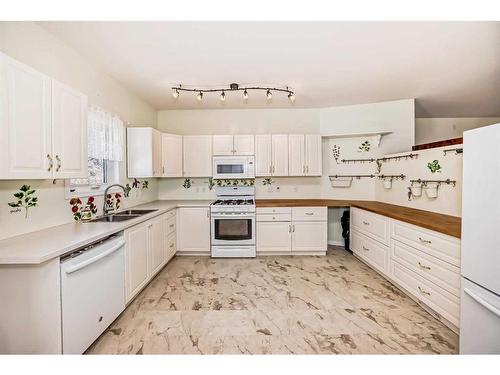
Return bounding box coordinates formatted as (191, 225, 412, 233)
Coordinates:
(0, 52, 88, 180)
(127, 127, 162, 178)
(183, 135, 212, 177)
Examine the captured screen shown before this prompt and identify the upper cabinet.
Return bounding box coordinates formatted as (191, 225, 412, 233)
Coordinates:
(255, 134, 289, 177)
(183, 135, 212, 177)
(288, 134, 322, 176)
(161, 133, 183, 177)
(127, 127, 162, 178)
(0, 52, 88, 180)
(213, 135, 254, 155)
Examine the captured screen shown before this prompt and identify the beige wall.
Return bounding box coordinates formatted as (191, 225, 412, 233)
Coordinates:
(0, 22, 158, 240)
(415, 117, 500, 145)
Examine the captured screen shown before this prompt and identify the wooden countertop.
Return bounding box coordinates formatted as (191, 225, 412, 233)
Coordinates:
(255, 199, 461, 238)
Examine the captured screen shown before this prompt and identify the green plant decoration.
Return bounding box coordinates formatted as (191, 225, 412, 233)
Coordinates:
(262, 178, 275, 186)
(124, 184, 132, 197)
(207, 178, 215, 190)
(332, 145, 341, 163)
(427, 160, 442, 173)
(358, 140, 371, 152)
(8, 185, 38, 219)
(183, 178, 192, 189)
(141, 181, 149, 189)
(212, 179, 255, 187)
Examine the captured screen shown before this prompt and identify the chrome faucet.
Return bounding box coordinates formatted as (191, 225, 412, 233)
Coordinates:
(103, 184, 129, 216)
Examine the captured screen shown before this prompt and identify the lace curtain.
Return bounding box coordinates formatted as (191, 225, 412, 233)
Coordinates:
(87, 106, 125, 162)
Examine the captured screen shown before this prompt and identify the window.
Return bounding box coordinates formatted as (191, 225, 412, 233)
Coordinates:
(65, 107, 124, 198)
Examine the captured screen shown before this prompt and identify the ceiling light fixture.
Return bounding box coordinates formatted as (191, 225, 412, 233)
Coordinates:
(171, 83, 294, 103)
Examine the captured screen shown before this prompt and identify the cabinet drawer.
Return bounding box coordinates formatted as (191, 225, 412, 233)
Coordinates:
(166, 216, 176, 235)
(390, 260, 460, 327)
(351, 230, 388, 275)
(164, 209, 176, 219)
(256, 214, 291, 222)
(392, 222, 461, 267)
(257, 207, 291, 215)
(391, 240, 460, 296)
(351, 208, 390, 246)
(292, 207, 327, 221)
(166, 233, 176, 257)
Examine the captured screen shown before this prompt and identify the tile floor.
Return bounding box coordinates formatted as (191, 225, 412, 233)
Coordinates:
(87, 247, 458, 354)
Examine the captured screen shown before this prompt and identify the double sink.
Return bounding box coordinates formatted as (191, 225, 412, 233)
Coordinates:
(88, 209, 158, 223)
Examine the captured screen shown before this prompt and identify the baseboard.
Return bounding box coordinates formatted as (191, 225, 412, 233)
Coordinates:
(328, 240, 344, 246)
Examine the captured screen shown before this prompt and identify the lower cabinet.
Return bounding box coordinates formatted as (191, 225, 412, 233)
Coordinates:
(256, 207, 327, 255)
(177, 207, 211, 255)
(351, 229, 389, 275)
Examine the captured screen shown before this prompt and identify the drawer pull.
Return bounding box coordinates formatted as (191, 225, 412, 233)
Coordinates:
(418, 237, 432, 244)
(418, 262, 431, 270)
(362, 221, 370, 226)
(272, 216, 276, 220)
(169, 243, 174, 248)
(305, 212, 314, 216)
(169, 224, 175, 228)
(418, 286, 431, 296)
(362, 246, 369, 251)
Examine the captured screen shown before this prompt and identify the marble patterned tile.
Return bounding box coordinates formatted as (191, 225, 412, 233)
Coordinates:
(86, 247, 458, 355)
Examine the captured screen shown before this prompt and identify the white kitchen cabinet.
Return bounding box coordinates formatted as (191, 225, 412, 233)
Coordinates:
(183, 135, 212, 177)
(255, 134, 288, 176)
(124, 223, 150, 303)
(0, 52, 88, 180)
(149, 216, 166, 276)
(292, 222, 328, 253)
(213, 135, 254, 155)
(127, 127, 162, 178)
(51, 80, 88, 179)
(257, 221, 292, 254)
(177, 207, 211, 255)
(288, 134, 322, 176)
(271, 134, 289, 176)
(161, 133, 183, 177)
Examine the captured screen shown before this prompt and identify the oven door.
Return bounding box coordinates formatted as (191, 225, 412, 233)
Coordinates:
(211, 213, 255, 246)
(212, 157, 254, 179)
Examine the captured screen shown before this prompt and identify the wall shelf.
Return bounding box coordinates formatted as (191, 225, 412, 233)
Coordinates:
(322, 130, 393, 147)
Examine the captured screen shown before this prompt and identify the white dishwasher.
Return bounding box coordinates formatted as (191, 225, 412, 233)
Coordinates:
(60, 233, 125, 354)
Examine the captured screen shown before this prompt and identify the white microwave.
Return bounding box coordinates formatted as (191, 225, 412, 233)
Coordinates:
(212, 156, 255, 179)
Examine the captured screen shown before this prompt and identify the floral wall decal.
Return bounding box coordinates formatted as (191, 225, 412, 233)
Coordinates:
(8, 185, 38, 218)
(332, 145, 341, 164)
(141, 181, 149, 189)
(427, 160, 442, 173)
(207, 178, 215, 190)
(105, 193, 122, 212)
(358, 140, 371, 152)
(70, 196, 98, 221)
(215, 179, 255, 187)
(262, 178, 275, 186)
(183, 178, 192, 189)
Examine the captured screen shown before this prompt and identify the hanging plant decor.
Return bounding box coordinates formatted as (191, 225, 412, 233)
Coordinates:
(8, 185, 38, 218)
(358, 140, 371, 152)
(427, 160, 442, 173)
(332, 145, 341, 164)
(183, 178, 192, 189)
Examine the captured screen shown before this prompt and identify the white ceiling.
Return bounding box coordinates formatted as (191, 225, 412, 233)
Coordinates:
(39, 21, 500, 117)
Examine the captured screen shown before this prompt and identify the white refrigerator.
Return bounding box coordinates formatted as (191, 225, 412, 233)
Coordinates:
(460, 123, 500, 354)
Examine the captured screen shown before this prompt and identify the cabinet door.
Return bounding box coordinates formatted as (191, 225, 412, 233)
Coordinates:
(292, 222, 327, 253)
(0, 52, 52, 179)
(125, 224, 149, 303)
(127, 128, 155, 178)
(152, 129, 162, 177)
(255, 135, 272, 176)
(305, 134, 322, 176)
(212, 135, 234, 155)
(257, 221, 292, 254)
(52, 80, 88, 179)
(271, 134, 289, 176)
(288, 134, 305, 176)
(149, 216, 166, 276)
(162, 134, 183, 177)
(177, 207, 211, 254)
(183, 135, 212, 177)
(234, 135, 254, 155)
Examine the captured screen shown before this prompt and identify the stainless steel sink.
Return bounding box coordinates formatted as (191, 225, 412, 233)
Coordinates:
(90, 215, 141, 223)
(114, 209, 158, 216)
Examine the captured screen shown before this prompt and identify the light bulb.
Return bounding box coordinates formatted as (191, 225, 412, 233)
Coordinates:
(243, 89, 248, 100)
(288, 92, 295, 103)
(266, 89, 272, 101)
(172, 88, 179, 99)
(220, 90, 226, 102)
(196, 91, 203, 102)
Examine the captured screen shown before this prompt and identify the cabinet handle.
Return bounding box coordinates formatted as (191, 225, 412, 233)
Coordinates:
(292, 224, 295, 232)
(418, 262, 431, 270)
(207, 210, 210, 218)
(418, 237, 432, 244)
(47, 154, 53, 171)
(272, 165, 275, 174)
(272, 216, 276, 220)
(305, 212, 314, 216)
(362, 246, 369, 251)
(362, 221, 370, 226)
(55, 155, 62, 172)
(418, 286, 431, 296)
(169, 224, 175, 228)
(162, 166, 165, 174)
(288, 224, 291, 233)
(169, 243, 174, 248)
(302, 165, 305, 174)
(306, 165, 309, 173)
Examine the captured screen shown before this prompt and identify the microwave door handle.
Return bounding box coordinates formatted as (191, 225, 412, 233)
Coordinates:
(463, 288, 500, 319)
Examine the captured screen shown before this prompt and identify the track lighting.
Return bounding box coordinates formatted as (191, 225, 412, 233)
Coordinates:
(220, 90, 226, 102)
(196, 91, 203, 102)
(288, 92, 295, 103)
(243, 89, 248, 100)
(266, 89, 273, 101)
(172, 88, 179, 99)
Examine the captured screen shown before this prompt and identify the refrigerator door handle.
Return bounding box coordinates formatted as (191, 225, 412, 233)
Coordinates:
(464, 287, 500, 319)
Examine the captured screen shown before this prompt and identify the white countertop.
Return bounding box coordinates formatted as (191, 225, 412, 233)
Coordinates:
(0, 200, 212, 265)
